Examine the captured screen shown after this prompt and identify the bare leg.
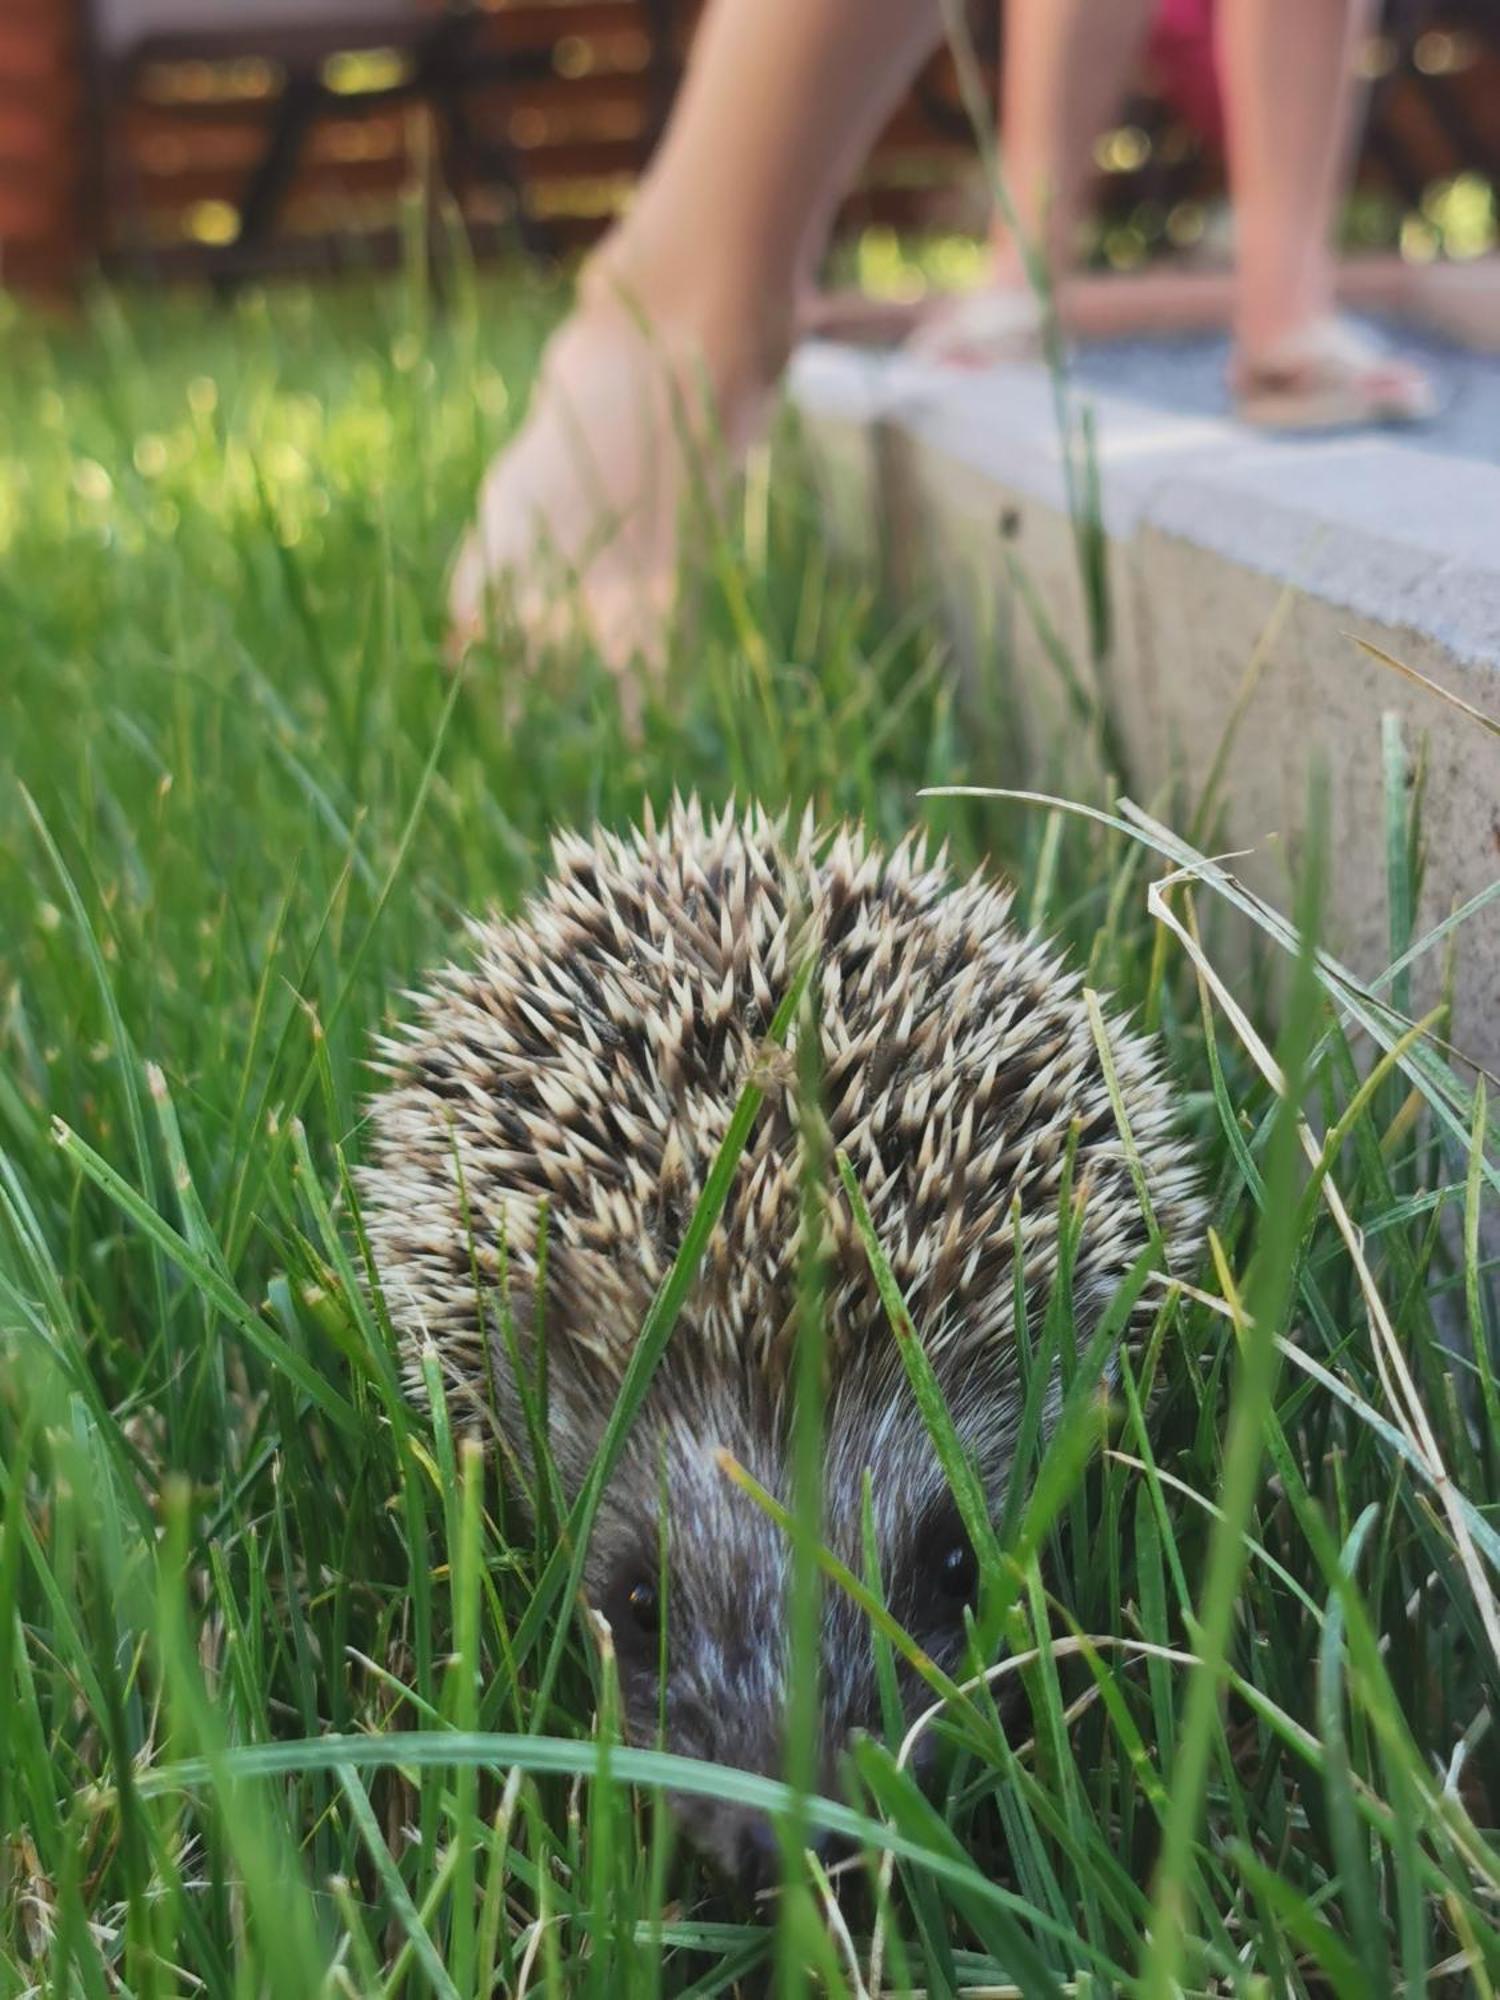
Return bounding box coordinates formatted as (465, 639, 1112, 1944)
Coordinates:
(1218, 0, 1368, 356)
(990, 0, 1156, 289)
(913, 0, 1431, 422)
(449, 0, 946, 676)
(1219, 0, 1434, 422)
(910, 0, 1154, 359)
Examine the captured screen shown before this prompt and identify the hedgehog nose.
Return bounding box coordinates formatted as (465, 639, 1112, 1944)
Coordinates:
(738, 1815, 835, 1892)
(738, 1816, 779, 1890)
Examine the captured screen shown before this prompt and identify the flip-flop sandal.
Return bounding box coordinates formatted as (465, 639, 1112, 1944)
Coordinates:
(904, 286, 1051, 370)
(1231, 317, 1438, 431)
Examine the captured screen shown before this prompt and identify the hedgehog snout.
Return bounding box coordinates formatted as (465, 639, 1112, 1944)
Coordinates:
(606, 1553, 959, 1888)
(589, 1516, 855, 1882)
(664, 1730, 852, 1888)
(670, 1792, 842, 1888)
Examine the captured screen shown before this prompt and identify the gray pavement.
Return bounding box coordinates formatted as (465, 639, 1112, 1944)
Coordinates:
(1068, 316, 1500, 466)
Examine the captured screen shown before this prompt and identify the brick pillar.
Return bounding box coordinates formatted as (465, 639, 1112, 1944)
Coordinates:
(0, 0, 88, 295)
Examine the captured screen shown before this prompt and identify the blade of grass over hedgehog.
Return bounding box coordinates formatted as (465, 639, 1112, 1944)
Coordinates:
(776, 1001, 834, 2000)
(837, 1144, 1159, 1647)
(716, 1454, 968, 1703)
(521, 948, 818, 1723)
(835, 1146, 1005, 1591)
(117, 1730, 1138, 1981)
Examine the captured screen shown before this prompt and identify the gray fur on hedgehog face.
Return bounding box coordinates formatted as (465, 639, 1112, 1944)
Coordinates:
(362, 801, 1200, 1884)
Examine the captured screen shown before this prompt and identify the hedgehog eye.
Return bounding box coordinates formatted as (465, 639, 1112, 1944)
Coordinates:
(936, 1539, 978, 1606)
(603, 1570, 663, 1657)
(910, 1511, 980, 1627)
(625, 1579, 660, 1637)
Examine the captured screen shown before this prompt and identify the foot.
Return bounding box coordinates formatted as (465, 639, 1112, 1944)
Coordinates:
(798, 289, 929, 348)
(447, 256, 779, 696)
(904, 281, 1048, 370)
(1231, 317, 1437, 432)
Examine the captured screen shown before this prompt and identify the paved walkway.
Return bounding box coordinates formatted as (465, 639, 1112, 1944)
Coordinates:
(1069, 316, 1500, 467)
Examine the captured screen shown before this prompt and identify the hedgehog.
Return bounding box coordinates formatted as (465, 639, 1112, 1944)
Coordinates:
(360, 798, 1199, 1883)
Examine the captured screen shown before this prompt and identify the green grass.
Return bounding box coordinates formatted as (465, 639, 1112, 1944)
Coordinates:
(2, 256, 1500, 1997)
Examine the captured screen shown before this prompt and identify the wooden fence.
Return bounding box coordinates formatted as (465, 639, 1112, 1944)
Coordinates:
(0, 0, 1496, 293)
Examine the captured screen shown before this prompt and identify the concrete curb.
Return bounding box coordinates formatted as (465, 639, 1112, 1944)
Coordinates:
(788, 339, 1500, 1082)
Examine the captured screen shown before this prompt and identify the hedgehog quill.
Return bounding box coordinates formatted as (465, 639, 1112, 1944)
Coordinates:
(361, 798, 1200, 1883)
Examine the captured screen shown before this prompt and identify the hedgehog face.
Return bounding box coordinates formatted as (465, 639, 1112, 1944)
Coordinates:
(572, 1369, 1001, 1887)
(361, 800, 1201, 1889)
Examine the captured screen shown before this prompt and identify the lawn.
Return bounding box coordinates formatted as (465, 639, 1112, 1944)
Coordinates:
(2, 256, 1499, 1997)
